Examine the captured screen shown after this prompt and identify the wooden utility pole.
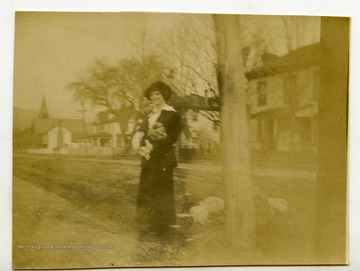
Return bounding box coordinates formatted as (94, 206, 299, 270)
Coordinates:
(78, 102, 89, 153)
(213, 14, 255, 250)
(78, 102, 89, 136)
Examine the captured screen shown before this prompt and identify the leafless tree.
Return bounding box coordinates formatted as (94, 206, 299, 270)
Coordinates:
(69, 55, 168, 138)
(153, 15, 220, 124)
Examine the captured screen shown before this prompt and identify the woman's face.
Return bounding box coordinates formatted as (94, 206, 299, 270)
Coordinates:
(150, 90, 165, 106)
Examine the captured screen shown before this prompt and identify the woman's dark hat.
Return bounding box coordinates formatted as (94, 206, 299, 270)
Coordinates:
(143, 81, 172, 101)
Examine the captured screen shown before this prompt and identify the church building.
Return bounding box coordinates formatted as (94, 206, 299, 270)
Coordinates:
(30, 97, 86, 153)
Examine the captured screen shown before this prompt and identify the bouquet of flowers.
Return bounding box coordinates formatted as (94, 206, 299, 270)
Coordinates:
(147, 122, 167, 141)
(139, 122, 167, 160)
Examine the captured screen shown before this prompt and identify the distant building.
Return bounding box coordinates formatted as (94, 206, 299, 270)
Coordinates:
(246, 43, 320, 153)
(29, 97, 87, 153)
(86, 109, 137, 156)
(172, 93, 220, 160)
(89, 111, 119, 148)
(180, 109, 219, 148)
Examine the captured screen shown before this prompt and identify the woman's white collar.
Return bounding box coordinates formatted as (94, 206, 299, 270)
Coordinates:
(162, 104, 176, 112)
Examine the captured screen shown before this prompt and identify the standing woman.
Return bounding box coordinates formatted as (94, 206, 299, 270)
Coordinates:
(136, 81, 182, 238)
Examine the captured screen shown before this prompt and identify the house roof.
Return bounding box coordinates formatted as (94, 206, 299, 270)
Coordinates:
(94, 111, 117, 124)
(246, 43, 320, 80)
(87, 132, 112, 138)
(251, 103, 318, 119)
(46, 126, 70, 134)
(251, 106, 291, 119)
(94, 107, 136, 125)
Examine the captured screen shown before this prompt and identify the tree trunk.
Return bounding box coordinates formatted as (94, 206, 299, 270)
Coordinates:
(213, 14, 255, 250)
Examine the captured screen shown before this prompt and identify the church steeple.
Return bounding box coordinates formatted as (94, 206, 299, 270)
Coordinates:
(38, 96, 49, 118)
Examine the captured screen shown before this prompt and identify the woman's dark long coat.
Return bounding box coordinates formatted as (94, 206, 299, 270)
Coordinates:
(136, 109, 181, 235)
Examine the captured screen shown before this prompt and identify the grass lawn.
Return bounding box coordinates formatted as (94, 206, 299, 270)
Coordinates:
(13, 155, 317, 268)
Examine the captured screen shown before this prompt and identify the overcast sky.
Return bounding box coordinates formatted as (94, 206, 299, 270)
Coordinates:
(14, 12, 151, 119)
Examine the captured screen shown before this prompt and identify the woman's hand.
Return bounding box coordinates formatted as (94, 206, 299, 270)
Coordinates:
(145, 140, 153, 151)
(139, 140, 153, 160)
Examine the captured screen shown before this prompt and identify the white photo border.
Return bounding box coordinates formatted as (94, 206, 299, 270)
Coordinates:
(1, 1, 360, 271)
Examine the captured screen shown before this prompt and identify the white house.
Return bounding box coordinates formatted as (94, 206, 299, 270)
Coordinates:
(87, 110, 137, 156)
(44, 126, 72, 151)
(246, 43, 320, 153)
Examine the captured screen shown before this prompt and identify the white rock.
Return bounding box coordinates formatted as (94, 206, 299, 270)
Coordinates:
(189, 205, 209, 224)
(199, 196, 225, 214)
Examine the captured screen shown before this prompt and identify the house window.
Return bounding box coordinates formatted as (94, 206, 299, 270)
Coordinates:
(284, 74, 296, 105)
(298, 117, 312, 148)
(192, 111, 198, 122)
(313, 70, 319, 101)
(257, 81, 267, 106)
(213, 122, 219, 131)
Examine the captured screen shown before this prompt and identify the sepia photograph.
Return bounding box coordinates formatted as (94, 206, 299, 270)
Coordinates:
(11, 11, 349, 269)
